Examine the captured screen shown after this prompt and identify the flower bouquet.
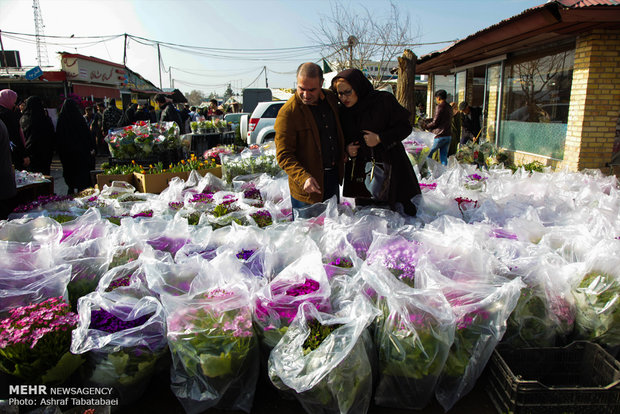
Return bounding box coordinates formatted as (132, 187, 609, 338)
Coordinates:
(464, 173, 487, 191)
(163, 285, 259, 413)
(503, 283, 575, 348)
(254, 252, 331, 351)
(373, 288, 455, 409)
(106, 121, 180, 160)
(572, 270, 620, 350)
(434, 278, 523, 411)
(221, 153, 282, 184)
(366, 234, 424, 288)
(71, 294, 167, 405)
(268, 298, 378, 414)
(0, 297, 84, 384)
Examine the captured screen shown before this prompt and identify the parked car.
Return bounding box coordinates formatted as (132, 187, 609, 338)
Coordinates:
(247, 101, 286, 145)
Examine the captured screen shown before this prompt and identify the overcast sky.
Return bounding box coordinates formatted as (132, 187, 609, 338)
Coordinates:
(0, 0, 543, 95)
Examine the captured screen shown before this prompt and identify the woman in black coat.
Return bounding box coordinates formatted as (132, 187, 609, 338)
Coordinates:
(56, 98, 96, 194)
(331, 68, 421, 216)
(20, 96, 55, 175)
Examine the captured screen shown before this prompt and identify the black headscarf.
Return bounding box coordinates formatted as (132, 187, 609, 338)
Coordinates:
(20, 96, 48, 134)
(56, 98, 92, 153)
(330, 68, 379, 145)
(117, 103, 138, 127)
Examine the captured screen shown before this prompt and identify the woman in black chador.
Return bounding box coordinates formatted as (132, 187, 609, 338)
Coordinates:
(20, 96, 55, 175)
(331, 68, 421, 216)
(56, 98, 96, 194)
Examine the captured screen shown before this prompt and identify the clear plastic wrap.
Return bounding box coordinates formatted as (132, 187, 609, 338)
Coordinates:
(268, 297, 379, 414)
(162, 281, 258, 413)
(360, 264, 455, 409)
(253, 249, 331, 351)
(71, 293, 167, 405)
(0, 216, 62, 244)
(419, 269, 524, 411)
(569, 241, 620, 351)
(0, 263, 71, 316)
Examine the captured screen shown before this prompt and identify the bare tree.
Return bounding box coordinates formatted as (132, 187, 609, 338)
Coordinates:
(309, 1, 419, 89)
(186, 89, 206, 107)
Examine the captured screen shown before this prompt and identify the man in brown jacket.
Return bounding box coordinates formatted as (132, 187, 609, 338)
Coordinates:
(275, 62, 345, 214)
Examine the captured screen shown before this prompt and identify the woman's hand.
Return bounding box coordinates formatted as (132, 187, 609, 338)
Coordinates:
(347, 142, 361, 158)
(362, 130, 381, 147)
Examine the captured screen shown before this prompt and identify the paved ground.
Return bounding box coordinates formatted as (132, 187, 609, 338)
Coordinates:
(49, 155, 108, 196)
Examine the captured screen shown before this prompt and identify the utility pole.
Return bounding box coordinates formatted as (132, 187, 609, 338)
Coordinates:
(123, 33, 128, 66)
(157, 42, 162, 89)
(264, 66, 268, 88)
(169, 66, 173, 89)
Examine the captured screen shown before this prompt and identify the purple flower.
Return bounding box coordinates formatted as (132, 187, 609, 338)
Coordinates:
(147, 236, 188, 255)
(420, 182, 437, 190)
(168, 201, 184, 210)
(190, 193, 214, 203)
(467, 173, 486, 181)
(132, 210, 153, 218)
(251, 210, 273, 228)
(106, 274, 132, 292)
(236, 249, 255, 261)
(89, 309, 151, 334)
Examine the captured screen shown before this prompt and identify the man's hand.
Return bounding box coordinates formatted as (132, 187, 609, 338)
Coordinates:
(347, 142, 360, 158)
(303, 176, 321, 194)
(362, 130, 381, 148)
(23, 156, 30, 168)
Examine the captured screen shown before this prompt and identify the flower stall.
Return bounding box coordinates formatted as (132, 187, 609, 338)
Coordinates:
(2, 127, 620, 413)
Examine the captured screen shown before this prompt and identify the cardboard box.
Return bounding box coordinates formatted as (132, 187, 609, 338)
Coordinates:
(96, 173, 135, 190)
(133, 171, 189, 194)
(195, 165, 222, 178)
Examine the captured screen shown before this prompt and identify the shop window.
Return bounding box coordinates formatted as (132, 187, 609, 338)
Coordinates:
(433, 74, 455, 104)
(499, 48, 575, 159)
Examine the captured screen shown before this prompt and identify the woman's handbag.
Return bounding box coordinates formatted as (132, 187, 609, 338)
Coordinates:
(364, 155, 391, 202)
(343, 156, 372, 199)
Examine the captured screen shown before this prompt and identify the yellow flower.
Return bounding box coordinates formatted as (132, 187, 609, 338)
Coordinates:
(149, 164, 153, 169)
(140, 170, 145, 174)
(181, 159, 185, 164)
(131, 160, 136, 165)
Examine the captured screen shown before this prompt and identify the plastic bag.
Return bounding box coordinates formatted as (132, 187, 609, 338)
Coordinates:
(254, 249, 330, 351)
(361, 264, 455, 409)
(0, 264, 71, 316)
(0, 216, 62, 244)
(417, 264, 523, 411)
(268, 297, 378, 414)
(162, 281, 259, 413)
(569, 241, 620, 351)
(71, 293, 167, 405)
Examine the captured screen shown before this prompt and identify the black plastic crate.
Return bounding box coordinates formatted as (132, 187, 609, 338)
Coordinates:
(486, 341, 620, 414)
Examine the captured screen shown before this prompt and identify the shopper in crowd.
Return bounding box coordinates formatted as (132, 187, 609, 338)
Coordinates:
(134, 103, 151, 122)
(207, 99, 218, 119)
(331, 68, 421, 216)
(117, 103, 138, 127)
(420, 89, 453, 166)
(154, 93, 184, 132)
(178, 103, 190, 133)
(20, 96, 55, 175)
(148, 104, 157, 123)
(189, 106, 198, 122)
(459, 101, 478, 147)
(449, 102, 461, 157)
(92, 102, 107, 155)
(0, 119, 17, 220)
(56, 98, 96, 194)
(0, 89, 29, 170)
(102, 99, 123, 137)
(275, 62, 345, 216)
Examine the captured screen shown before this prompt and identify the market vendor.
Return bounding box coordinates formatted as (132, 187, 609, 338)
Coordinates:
(274, 62, 345, 217)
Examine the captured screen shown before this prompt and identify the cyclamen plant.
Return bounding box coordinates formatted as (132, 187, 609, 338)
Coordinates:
(367, 239, 421, 287)
(0, 297, 83, 383)
(251, 210, 273, 228)
(105, 274, 133, 292)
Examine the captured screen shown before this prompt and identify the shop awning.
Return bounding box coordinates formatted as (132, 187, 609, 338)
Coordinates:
(72, 83, 120, 99)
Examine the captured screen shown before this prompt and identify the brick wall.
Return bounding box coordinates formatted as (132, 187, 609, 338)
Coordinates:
(560, 29, 620, 171)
